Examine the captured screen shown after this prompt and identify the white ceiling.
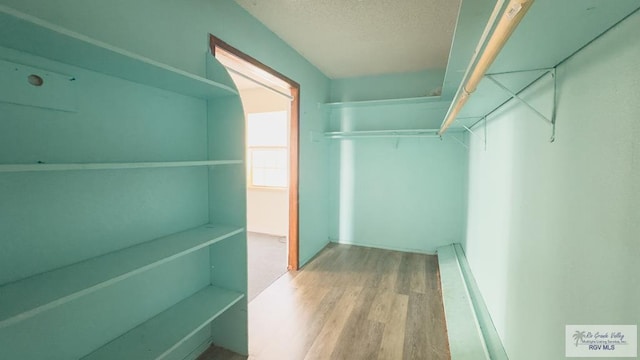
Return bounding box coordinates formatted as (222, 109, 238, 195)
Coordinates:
(234, 0, 461, 79)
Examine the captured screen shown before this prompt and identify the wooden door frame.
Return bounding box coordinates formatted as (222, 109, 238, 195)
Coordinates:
(209, 35, 300, 270)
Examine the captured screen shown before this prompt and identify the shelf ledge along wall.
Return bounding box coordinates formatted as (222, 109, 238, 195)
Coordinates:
(0, 6, 247, 360)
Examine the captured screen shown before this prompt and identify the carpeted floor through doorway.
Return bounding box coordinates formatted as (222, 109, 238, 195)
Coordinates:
(247, 232, 288, 302)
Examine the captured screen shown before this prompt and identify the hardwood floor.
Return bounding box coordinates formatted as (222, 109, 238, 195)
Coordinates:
(200, 243, 450, 360)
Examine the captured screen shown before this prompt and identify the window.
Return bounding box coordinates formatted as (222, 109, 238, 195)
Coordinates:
(247, 111, 288, 188)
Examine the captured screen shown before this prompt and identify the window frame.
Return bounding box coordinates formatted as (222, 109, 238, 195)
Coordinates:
(247, 146, 289, 189)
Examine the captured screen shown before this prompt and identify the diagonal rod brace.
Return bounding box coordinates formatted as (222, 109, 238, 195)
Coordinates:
(486, 73, 553, 125)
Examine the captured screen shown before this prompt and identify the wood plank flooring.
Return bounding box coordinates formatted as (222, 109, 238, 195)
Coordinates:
(199, 243, 450, 360)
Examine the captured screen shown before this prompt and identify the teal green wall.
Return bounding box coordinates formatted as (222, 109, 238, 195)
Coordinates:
(326, 100, 451, 132)
(464, 10, 640, 360)
(329, 69, 445, 102)
(0, 0, 331, 266)
(329, 136, 468, 253)
(326, 71, 467, 254)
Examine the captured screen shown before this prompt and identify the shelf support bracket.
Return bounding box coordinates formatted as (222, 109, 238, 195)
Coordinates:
(460, 116, 487, 151)
(486, 68, 557, 142)
(456, 115, 487, 151)
(446, 133, 469, 150)
(484, 113, 487, 150)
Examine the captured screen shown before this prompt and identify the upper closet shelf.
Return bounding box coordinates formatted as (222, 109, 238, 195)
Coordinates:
(323, 96, 444, 109)
(0, 5, 237, 99)
(0, 160, 243, 173)
(81, 285, 243, 360)
(0, 224, 244, 329)
(445, 1, 640, 130)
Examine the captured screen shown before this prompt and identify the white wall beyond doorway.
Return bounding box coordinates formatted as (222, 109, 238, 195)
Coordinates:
(240, 87, 290, 237)
(247, 189, 288, 236)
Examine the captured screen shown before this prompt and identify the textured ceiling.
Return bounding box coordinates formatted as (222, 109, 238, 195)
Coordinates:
(234, 0, 461, 79)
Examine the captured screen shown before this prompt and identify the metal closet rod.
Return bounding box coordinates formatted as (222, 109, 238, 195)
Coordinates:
(225, 67, 293, 101)
(438, 0, 535, 136)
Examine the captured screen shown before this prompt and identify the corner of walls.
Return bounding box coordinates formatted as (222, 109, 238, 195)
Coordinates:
(325, 69, 468, 255)
(328, 135, 469, 254)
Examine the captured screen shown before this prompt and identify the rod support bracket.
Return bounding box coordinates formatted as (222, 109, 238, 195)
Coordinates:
(460, 116, 487, 151)
(445, 133, 469, 150)
(486, 68, 557, 143)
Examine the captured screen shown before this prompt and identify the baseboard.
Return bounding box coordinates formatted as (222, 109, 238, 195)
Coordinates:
(330, 238, 437, 255)
(437, 244, 508, 360)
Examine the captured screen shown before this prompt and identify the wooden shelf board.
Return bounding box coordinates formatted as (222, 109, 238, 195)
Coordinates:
(0, 160, 243, 173)
(81, 285, 244, 360)
(0, 224, 244, 328)
(0, 6, 237, 99)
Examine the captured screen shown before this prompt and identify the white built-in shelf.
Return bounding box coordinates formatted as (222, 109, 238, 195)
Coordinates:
(0, 160, 242, 173)
(0, 224, 244, 328)
(0, 5, 237, 99)
(81, 285, 244, 360)
(323, 96, 443, 109)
